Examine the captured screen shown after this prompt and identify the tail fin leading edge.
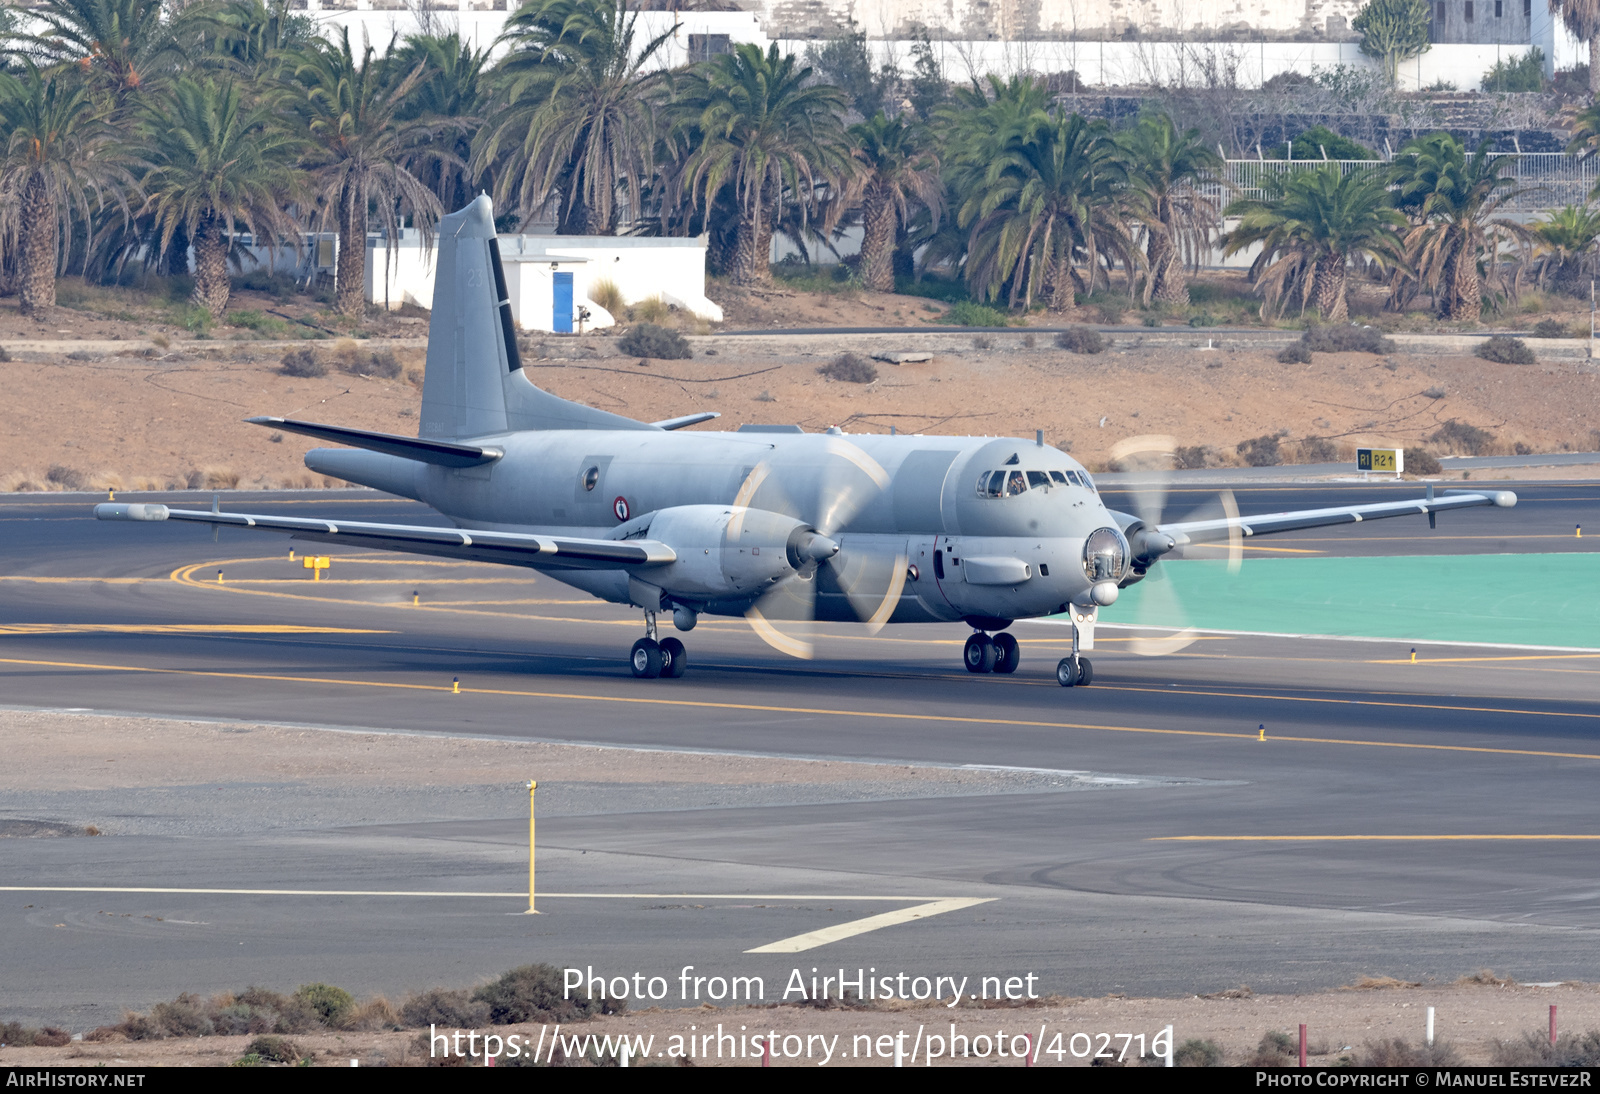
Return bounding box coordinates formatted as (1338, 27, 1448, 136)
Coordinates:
(419, 194, 653, 439)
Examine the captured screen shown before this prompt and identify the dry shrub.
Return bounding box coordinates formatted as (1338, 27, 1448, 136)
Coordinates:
(1201, 985, 1253, 1000)
(1406, 447, 1443, 475)
(1174, 444, 1215, 470)
(1456, 969, 1515, 987)
(149, 993, 215, 1038)
(1530, 318, 1571, 339)
(473, 963, 622, 1024)
(341, 997, 402, 1032)
(404, 366, 425, 389)
(399, 988, 490, 1029)
(1297, 436, 1339, 463)
(1173, 1038, 1223, 1066)
(1301, 324, 1395, 354)
(630, 296, 671, 324)
(1054, 326, 1106, 354)
(1245, 1030, 1296, 1066)
(1236, 435, 1282, 467)
(333, 342, 401, 378)
(1476, 335, 1536, 364)
(818, 353, 878, 383)
(199, 467, 240, 490)
(244, 1035, 302, 1064)
(1429, 419, 1496, 456)
(279, 348, 326, 377)
(294, 983, 353, 1026)
(588, 278, 624, 314)
(1277, 341, 1312, 363)
(0, 1021, 70, 1047)
(617, 323, 690, 360)
(1492, 1030, 1600, 1066)
(46, 464, 85, 490)
(1342, 975, 1421, 990)
(1361, 1038, 1462, 1066)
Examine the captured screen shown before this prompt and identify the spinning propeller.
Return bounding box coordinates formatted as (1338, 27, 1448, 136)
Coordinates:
(734, 438, 907, 659)
(1107, 435, 1242, 657)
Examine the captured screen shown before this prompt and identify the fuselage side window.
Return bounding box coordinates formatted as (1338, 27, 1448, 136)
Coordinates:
(1027, 471, 1051, 489)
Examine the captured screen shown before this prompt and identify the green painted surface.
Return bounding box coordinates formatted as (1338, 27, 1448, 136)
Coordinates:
(1099, 554, 1600, 648)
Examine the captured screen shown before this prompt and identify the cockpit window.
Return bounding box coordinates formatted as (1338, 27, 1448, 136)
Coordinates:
(1049, 470, 1069, 485)
(1006, 470, 1026, 496)
(1026, 471, 1050, 489)
(977, 468, 1094, 498)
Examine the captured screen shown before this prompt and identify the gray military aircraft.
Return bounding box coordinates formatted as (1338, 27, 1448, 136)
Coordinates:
(96, 196, 1518, 686)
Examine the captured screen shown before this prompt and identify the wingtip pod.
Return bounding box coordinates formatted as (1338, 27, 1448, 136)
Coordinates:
(94, 503, 169, 521)
(1490, 491, 1518, 508)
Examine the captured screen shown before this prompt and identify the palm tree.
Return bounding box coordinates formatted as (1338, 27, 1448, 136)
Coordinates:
(391, 32, 490, 215)
(1529, 204, 1600, 290)
(180, 0, 319, 80)
(283, 28, 444, 318)
(958, 109, 1132, 311)
(473, 0, 670, 235)
(667, 43, 852, 286)
(134, 75, 303, 317)
(0, 64, 127, 316)
(17, 0, 177, 105)
(1388, 133, 1529, 320)
(1119, 113, 1224, 307)
(1221, 165, 1406, 321)
(1550, 0, 1600, 98)
(845, 113, 941, 292)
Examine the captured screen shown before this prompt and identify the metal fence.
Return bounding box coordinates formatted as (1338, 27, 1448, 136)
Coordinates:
(1209, 153, 1599, 214)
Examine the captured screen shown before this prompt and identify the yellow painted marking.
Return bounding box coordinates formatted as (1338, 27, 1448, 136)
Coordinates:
(744, 898, 996, 953)
(0, 577, 151, 584)
(0, 885, 950, 901)
(1090, 683, 1600, 721)
(1180, 543, 1323, 555)
(1152, 835, 1600, 842)
(1367, 653, 1600, 665)
(3, 654, 1600, 762)
(214, 578, 540, 586)
(0, 624, 389, 636)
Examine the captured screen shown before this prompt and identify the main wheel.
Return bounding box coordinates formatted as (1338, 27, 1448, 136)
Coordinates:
(964, 633, 996, 673)
(1056, 657, 1079, 688)
(659, 637, 687, 679)
(630, 637, 663, 678)
(1076, 657, 1093, 687)
(992, 632, 1020, 674)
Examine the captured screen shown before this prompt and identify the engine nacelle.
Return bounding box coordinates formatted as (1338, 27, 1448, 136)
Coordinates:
(630, 504, 819, 601)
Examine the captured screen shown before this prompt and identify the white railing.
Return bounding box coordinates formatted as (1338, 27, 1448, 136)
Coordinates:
(1209, 153, 1599, 213)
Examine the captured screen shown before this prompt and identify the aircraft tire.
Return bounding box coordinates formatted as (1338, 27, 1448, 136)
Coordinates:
(630, 638, 663, 678)
(1056, 657, 1079, 688)
(964, 633, 996, 673)
(1077, 657, 1093, 687)
(659, 637, 687, 678)
(992, 632, 1020, 674)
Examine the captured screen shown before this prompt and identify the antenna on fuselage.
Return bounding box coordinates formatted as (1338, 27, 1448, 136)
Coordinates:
(1036, 429, 1043, 447)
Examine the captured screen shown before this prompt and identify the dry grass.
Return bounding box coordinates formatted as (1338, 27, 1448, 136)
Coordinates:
(1341, 976, 1422, 991)
(588, 279, 623, 315)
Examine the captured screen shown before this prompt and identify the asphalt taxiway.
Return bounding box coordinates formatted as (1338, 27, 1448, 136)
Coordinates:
(1, 484, 1597, 1027)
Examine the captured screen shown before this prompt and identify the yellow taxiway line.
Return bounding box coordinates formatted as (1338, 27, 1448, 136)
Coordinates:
(0, 885, 949, 901)
(1152, 835, 1600, 842)
(5, 653, 1600, 763)
(0, 624, 389, 635)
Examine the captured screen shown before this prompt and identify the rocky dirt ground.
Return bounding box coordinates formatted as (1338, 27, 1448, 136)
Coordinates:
(2, 281, 1598, 491)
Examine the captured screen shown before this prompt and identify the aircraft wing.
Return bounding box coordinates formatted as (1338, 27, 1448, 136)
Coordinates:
(1157, 488, 1517, 544)
(93, 503, 675, 570)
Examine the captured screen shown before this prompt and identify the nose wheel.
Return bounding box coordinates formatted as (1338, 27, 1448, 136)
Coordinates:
(630, 613, 688, 679)
(1056, 656, 1093, 687)
(963, 631, 1020, 674)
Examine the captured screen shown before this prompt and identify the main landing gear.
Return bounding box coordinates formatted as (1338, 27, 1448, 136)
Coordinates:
(630, 612, 687, 679)
(963, 630, 1021, 674)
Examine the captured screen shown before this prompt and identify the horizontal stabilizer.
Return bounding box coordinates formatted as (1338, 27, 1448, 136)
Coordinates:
(246, 416, 501, 467)
(652, 412, 720, 431)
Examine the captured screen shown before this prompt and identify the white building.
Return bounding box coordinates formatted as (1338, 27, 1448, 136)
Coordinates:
(366, 231, 723, 332)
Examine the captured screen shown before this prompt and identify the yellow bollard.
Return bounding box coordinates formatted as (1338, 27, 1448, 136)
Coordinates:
(289, 549, 295, 561)
(452, 676, 460, 694)
(413, 590, 419, 606)
(217, 570, 224, 584)
(1411, 648, 1417, 664)
(108, 490, 115, 501)
(526, 780, 540, 914)
(1258, 724, 1265, 741)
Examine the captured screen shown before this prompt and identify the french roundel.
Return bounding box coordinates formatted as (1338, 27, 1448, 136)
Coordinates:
(613, 496, 630, 522)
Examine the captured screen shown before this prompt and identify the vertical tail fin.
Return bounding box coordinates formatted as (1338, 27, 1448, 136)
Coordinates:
(419, 194, 652, 439)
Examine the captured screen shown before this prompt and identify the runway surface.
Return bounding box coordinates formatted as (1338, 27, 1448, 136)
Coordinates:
(1, 483, 1598, 1027)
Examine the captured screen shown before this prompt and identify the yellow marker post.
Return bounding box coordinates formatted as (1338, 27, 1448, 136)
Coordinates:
(526, 780, 540, 914)
(302, 556, 331, 582)
(1258, 724, 1266, 741)
(413, 591, 419, 607)
(216, 570, 224, 585)
(1411, 648, 1417, 664)
(452, 676, 460, 694)
(289, 550, 296, 561)
(107, 490, 114, 501)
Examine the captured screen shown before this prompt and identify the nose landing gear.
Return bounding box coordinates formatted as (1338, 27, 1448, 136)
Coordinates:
(1056, 614, 1093, 688)
(963, 630, 1021, 674)
(630, 612, 688, 679)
